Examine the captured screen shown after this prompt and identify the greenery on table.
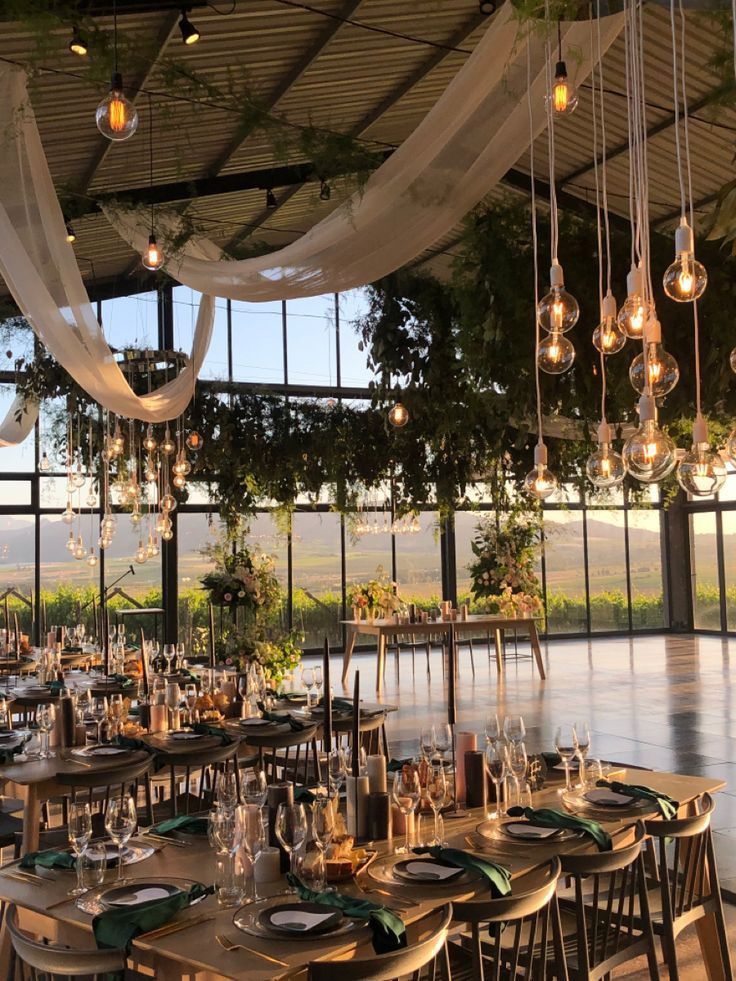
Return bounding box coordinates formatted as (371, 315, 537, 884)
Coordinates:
(468, 507, 543, 619)
(348, 567, 401, 617)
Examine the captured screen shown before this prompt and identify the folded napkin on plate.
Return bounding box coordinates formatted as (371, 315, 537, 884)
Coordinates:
(48, 681, 65, 694)
(20, 849, 75, 870)
(327, 697, 354, 713)
(387, 758, 413, 773)
(61, 646, 83, 654)
(294, 786, 317, 804)
(286, 874, 406, 954)
(258, 709, 306, 732)
(148, 815, 209, 836)
(93, 882, 214, 950)
(506, 806, 612, 851)
(596, 779, 679, 819)
(113, 736, 159, 757)
(191, 722, 234, 745)
(412, 846, 511, 897)
(106, 674, 136, 689)
(0, 741, 26, 765)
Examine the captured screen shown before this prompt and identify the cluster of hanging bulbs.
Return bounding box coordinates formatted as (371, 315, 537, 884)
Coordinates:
(353, 486, 421, 538)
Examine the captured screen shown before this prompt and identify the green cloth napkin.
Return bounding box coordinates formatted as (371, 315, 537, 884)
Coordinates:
(113, 735, 159, 757)
(61, 646, 83, 654)
(412, 846, 511, 897)
(107, 674, 136, 690)
(541, 752, 562, 769)
(48, 681, 65, 694)
(20, 849, 75, 870)
(507, 806, 612, 852)
(596, 779, 679, 819)
(148, 815, 209, 836)
(259, 709, 306, 732)
(93, 882, 214, 951)
(294, 786, 317, 804)
(286, 875, 406, 954)
(192, 722, 233, 745)
(387, 757, 413, 772)
(323, 697, 353, 713)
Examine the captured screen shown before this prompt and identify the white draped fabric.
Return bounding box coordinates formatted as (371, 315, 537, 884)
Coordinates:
(0, 397, 38, 447)
(107, 6, 624, 301)
(0, 67, 215, 424)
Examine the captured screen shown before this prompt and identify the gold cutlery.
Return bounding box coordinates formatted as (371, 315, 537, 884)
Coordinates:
(46, 895, 75, 910)
(144, 833, 187, 847)
(3, 872, 46, 886)
(216, 933, 288, 966)
(139, 912, 214, 941)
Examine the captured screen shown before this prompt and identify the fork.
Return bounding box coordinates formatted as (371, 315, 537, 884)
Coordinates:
(215, 934, 288, 967)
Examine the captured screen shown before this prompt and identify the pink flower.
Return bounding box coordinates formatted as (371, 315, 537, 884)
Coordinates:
(223, 592, 232, 602)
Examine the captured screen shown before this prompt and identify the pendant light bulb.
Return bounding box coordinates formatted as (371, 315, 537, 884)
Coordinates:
(524, 443, 558, 501)
(161, 431, 176, 455)
(663, 218, 707, 302)
(546, 60, 578, 115)
(39, 451, 51, 473)
(142, 233, 163, 271)
(537, 329, 575, 374)
(479, 0, 496, 13)
(622, 395, 677, 483)
(676, 417, 726, 497)
(388, 402, 409, 428)
(628, 320, 679, 398)
(135, 539, 148, 564)
(592, 292, 626, 355)
(143, 426, 157, 453)
(96, 73, 138, 141)
(616, 265, 653, 339)
(161, 492, 177, 512)
(586, 422, 625, 489)
(178, 9, 200, 44)
(69, 26, 88, 56)
(185, 430, 203, 453)
(537, 261, 579, 333)
(65, 223, 76, 244)
(66, 530, 76, 551)
(86, 548, 98, 568)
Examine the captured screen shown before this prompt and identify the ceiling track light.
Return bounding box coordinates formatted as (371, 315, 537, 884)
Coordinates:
(69, 25, 88, 56)
(319, 179, 331, 201)
(64, 222, 76, 243)
(478, 0, 496, 13)
(265, 188, 277, 209)
(179, 9, 201, 44)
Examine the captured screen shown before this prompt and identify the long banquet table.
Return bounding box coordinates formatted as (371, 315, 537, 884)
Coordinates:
(0, 767, 727, 980)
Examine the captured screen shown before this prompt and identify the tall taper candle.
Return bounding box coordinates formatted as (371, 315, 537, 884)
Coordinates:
(140, 627, 149, 697)
(352, 670, 360, 778)
(208, 602, 216, 669)
(323, 637, 332, 754)
(4, 595, 8, 649)
(13, 612, 20, 655)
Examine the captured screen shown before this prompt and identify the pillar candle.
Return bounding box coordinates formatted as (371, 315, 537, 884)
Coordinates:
(208, 603, 216, 668)
(390, 803, 414, 837)
(254, 847, 282, 884)
(322, 637, 332, 754)
(366, 754, 387, 794)
(346, 774, 369, 839)
(13, 613, 20, 655)
(464, 750, 487, 809)
(454, 731, 477, 804)
(149, 704, 168, 733)
(367, 792, 390, 840)
(46, 631, 55, 650)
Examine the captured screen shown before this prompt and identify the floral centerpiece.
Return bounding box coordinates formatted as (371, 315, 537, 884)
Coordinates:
(348, 566, 401, 620)
(468, 508, 544, 620)
(201, 546, 280, 612)
(216, 631, 302, 685)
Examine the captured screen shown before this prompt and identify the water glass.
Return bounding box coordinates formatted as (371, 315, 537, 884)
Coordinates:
(105, 794, 137, 883)
(275, 803, 308, 889)
(584, 758, 604, 788)
(68, 801, 92, 896)
(485, 741, 509, 820)
(555, 724, 578, 792)
(81, 843, 107, 890)
(392, 769, 421, 854)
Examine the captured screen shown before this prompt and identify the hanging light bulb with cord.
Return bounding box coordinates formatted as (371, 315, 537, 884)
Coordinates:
(525, 442, 558, 500)
(537, 259, 579, 333)
(537, 330, 575, 374)
(616, 265, 652, 340)
(622, 393, 677, 483)
(141, 96, 164, 271)
(592, 291, 626, 355)
(629, 318, 679, 398)
(587, 421, 625, 489)
(544, 21, 578, 115)
(663, 217, 707, 302)
(96, 1, 138, 141)
(388, 401, 409, 428)
(676, 415, 726, 496)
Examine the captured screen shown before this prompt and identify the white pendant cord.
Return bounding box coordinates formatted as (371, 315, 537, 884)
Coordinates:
(527, 43, 545, 448)
(544, 0, 559, 263)
(669, 0, 687, 221)
(591, 6, 608, 427)
(596, 0, 613, 298)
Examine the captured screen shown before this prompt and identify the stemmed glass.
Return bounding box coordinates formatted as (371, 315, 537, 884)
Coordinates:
(313, 666, 323, 702)
(240, 805, 267, 902)
(311, 795, 335, 891)
(485, 740, 509, 820)
(243, 770, 267, 809)
(434, 724, 452, 761)
(163, 644, 176, 675)
(555, 724, 578, 793)
(420, 725, 436, 761)
(216, 770, 239, 809)
(485, 713, 503, 746)
(504, 714, 526, 745)
(301, 667, 315, 711)
(90, 696, 108, 744)
(392, 769, 421, 854)
(507, 741, 528, 806)
(76, 624, 86, 646)
(105, 794, 137, 883)
(328, 747, 347, 799)
(116, 623, 126, 649)
(575, 721, 591, 786)
(209, 807, 243, 907)
(68, 801, 92, 896)
(165, 683, 181, 728)
(36, 703, 54, 759)
(275, 803, 308, 889)
(426, 761, 447, 845)
(184, 684, 197, 724)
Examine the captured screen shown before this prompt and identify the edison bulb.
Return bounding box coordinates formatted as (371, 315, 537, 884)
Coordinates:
(86, 549, 98, 568)
(39, 451, 51, 472)
(134, 540, 148, 564)
(142, 233, 164, 271)
(162, 526, 174, 541)
(586, 445, 625, 488)
(73, 537, 86, 560)
(537, 331, 575, 374)
(96, 74, 138, 141)
(172, 473, 187, 489)
(663, 218, 707, 302)
(161, 433, 176, 455)
(593, 317, 626, 355)
(172, 454, 191, 476)
(62, 503, 75, 525)
(130, 510, 141, 527)
(143, 427, 157, 452)
(160, 493, 177, 512)
(186, 431, 203, 452)
(545, 61, 578, 115)
(629, 343, 680, 398)
(388, 402, 409, 427)
(537, 286, 579, 333)
(65, 531, 76, 552)
(524, 463, 558, 500)
(729, 348, 736, 374)
(676, 444, 726, 496)
(622, 419, 677, 483)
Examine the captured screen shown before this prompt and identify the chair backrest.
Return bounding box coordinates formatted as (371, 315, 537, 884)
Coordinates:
(6, 903, 127, 978)
(307, 904, 452, 981)
(55, 752, 154, 795)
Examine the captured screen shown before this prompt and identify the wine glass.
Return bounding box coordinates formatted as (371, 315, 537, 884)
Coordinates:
(67, 801, 92, 896)
(109, 693, 125, 722)
(240, 805, 267, 902)
(301, 667, 314, 692)
(116, 623, 126, 648)
(555, 724, 578, 793)
(243, 770, 267, 809)
(36, 703, 55, 759)
(237, 674, 249, 702)
(575, 721, 591, 786)
(275, 803, 308, 889)
(311, 795, 335, 891)
(392, 768, 420, 854)
(216, 769, 239, 809)
(184, 684, 197, 724)
(419, 725, 436, 761)
(485, 740, 509, 820)
(313, 666, 323, 701)
(485, 713, 502, 746)
(434, 723, 452, 760)
(504, 714, 526, 745)
(165, 683, 181, 727)
(426, 761, 447, 845)
(163, 644, 176, 675)
(328, 747, 347, 799)
(105, 794, 137, 883)
(76, 624, 86, 646)
(507, 741, 528, 806)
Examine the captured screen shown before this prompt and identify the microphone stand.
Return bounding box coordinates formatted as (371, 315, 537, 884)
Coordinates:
(101, 565, 135, 676)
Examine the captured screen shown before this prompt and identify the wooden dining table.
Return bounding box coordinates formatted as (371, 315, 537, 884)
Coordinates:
(0, 766, 727, 980)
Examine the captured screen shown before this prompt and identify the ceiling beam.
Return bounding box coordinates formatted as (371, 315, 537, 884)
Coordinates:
(652, 191, 718, 230)
(559, 81, 733, 188)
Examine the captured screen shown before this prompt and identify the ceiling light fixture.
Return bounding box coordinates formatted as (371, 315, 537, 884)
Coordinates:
(69, 25, 88, 56)
(479, 0, 496, 13)
(96, 2, 138, 141)
(65, 222, 76, 243)
(265, 188, 277, 209)
(142, 96, 164, 271)
(545, 20, 578, 115)
(319, 179, 331, 201)
(179, 9, 200, 44)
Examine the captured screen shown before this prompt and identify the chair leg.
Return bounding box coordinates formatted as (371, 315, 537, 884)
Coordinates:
(468, 639, 475, 675)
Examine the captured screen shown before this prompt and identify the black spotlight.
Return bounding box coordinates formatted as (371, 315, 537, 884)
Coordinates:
(65, 223, 76, 243)
(179, 9, 200, 44)
(319, 179, 331, 201)
(265, 188, 277, 209)
(69, 25, 88, 56)
(479, 0, 496, 13)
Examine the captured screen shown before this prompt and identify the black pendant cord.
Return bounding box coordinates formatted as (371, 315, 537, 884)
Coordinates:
(113, 0, 118, 76)
(557, 17, 562, 63)
(148, 93, 155, 234)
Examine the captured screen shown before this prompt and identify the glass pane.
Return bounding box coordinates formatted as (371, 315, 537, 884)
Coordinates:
(345, 519, 393, 603)
(0, 516, 35, 635)
(173, 287, 229, 382)
(543, 511, 586, 633)
(0, 482, 31, 506)
(724, 511, 736, 630)
(717, 467, 736, 502)
(286, 295, 337, 386)
(455, 510, 487, 608)
(338, 288, 373, 388)
(587, 510, 628, 631)
(231, 300, 284, 384)
(627, 509, 666, 628)
(40, 514, 100, 626)
(690, 512, 720, 629)
(101, 291, 158, 350)
(292, 512, 342, 648)
(395, 512, 441, 611)
(0, 384, 35, 473)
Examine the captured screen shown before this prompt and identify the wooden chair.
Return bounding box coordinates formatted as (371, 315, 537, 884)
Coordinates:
(150, 740, 241, 818)
(448, 858, 568, 980)
(243, 723, 320, 786)
(642, 793, 733, 981)
(558, 822, 659, 979)
(54, 753, 156, 828)
(332, 710, 389, 759)
(307, 903, 452, 981)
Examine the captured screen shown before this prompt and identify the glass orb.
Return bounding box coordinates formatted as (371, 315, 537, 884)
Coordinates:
(134, 541, 148, 564)
(616, 296, 652, 340)
(172, 455, 191, 476)
(65, 533, 76, 552)
(622, 420, 677, 483)
(524, 464, 558, 501)
(102, 514, 116, 533)
(160, 493, 177, 512)
(62, 506, 75, 525)
(537, 332, 575, 374)
(162, 527, 174, 542)
(592, 317, 626, 355)
(537, 286, 579, 333)
(145, 467, 158, 483)
(161, 436, 176, 456)
(186, 431, 203, 452)
(663, 255, 707, 302)
(142, 234, 164, 271)
(143, 428, 157, 452)
(86, 549, 98, 568)
(172, 473, 187, 489)
(546, 75, 578, 115)
(629, 343, 679, 398)
(96, 82, 138, 141)
(73, 539, 86, 560)
(388, 402, 409, 427)
(676, 444, 726, 497)
(39, 452, 51, 472)
(730, 348, 736, 374)
(586, 445, 625, 488)
(130, 511, 141, 527)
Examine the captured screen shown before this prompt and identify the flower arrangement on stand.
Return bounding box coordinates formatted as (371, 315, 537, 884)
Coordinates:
(200, 546, 281, 612)
(348, 566, 401, 620)
(468, 508, 544, 621)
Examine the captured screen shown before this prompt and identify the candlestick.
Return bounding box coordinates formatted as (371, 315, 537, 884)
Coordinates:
(254, 847, 282, 884)
(13, 612, 20, 655)
(208, 602, 216, 669)
(140, 627, 149, 697)
(149, 704, 168, 733)
(323, 637, 332, 754)
(367, 792, 390, 840)
(351, 670, 360, 778)
(464, 750, 487, 809)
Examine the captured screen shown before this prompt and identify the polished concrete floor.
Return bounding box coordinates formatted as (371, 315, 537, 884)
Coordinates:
(319, 632, 736, 897)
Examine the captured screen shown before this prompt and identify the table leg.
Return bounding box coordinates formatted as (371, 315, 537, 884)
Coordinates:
(529, 621, 546, 680)
(22, 785, 41, 853)
(376, 634, 386, 694)
(341, 628, 357, 685)
(494, 629, 503, 673)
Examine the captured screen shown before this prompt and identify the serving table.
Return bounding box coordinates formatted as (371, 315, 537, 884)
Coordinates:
(341, 615, 545, 692)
